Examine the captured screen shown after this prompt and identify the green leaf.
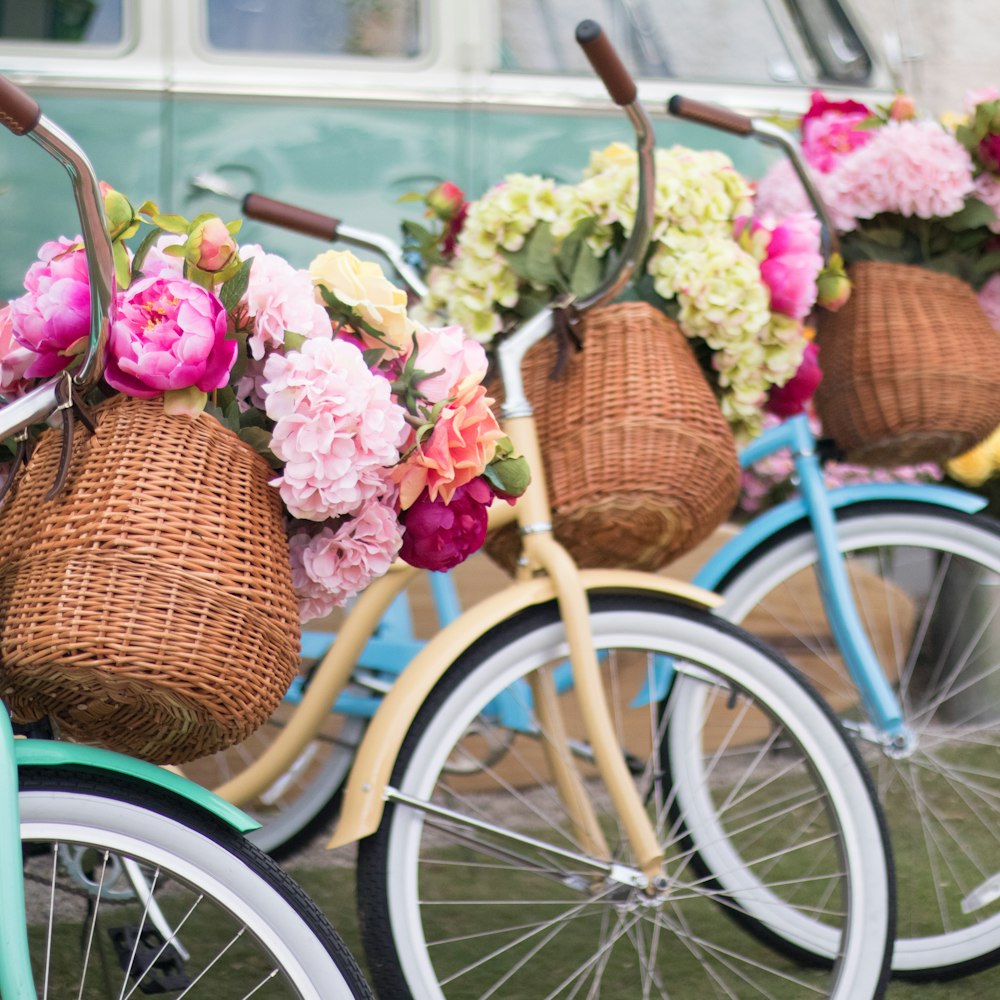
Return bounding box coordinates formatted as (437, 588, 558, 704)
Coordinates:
(238, 426, 281, 468)
(397, 191, 426, 204)
(504, 223, 561, 289)
(567, 244, 602, 298)
(220, 257, 254, 312)
(112, 241, 132, 291)
(943, 197, 998, 232)
(284, 330, 307, 352)
(972, 250, 1000, 283)
(149, 213, 190, 235)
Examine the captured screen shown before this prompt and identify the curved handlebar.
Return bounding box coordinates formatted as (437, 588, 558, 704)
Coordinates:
(0, 73, 113, 401)
(667, 95, 752, 137)
(668, 92, 840, 259)
(0, 75, 40, 135)
(575, 20, 637, 107)
(242, 193, 342, 243)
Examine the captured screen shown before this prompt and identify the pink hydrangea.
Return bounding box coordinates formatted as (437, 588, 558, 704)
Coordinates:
(749, 213, 823, 320)
(104, 274, 235, 398)
(800, 91, 874, 174)
(0, 304, 38, 397)
(399, 478, 492, 571)
(241, 245, 332, 359)
(974, 174, 1000, 234)
(411, 323, 488, 402)
(9, 235, 91, 378)
(978, 273, 1000, 330)
(288, 497, 403, 620)
(263, 337, 407, 520)
(832, 121, 974, 227)
(139, 235, 184, 279)
(753, 159, 857, 233)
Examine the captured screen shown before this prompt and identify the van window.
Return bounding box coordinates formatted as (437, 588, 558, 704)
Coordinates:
(205, 0, 423, 58)
(0, 0, 122, 44)
(499, 0, 873, 87)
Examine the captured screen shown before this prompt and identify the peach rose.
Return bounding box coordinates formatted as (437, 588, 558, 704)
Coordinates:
(392, 374, 505, 508)
(310, 249, 414, 356)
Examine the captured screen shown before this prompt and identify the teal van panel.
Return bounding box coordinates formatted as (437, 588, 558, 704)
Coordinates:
(173, 95, 467, 268)
(0, 91, 166, 300)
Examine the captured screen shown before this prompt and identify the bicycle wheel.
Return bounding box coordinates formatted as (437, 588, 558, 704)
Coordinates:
(715, 501, 1000, 977)
(356, 592, 894, 999)
(17, 765, 372, 999)
(182, 682, 367, 858)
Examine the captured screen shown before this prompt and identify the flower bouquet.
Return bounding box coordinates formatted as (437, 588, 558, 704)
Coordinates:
(756, 90, 1000, 466)
(402, 146, 832, 571)
(0, 188, 527, 762)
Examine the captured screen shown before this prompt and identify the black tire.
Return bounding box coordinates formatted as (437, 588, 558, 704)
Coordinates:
(357, 592, 894, 999)
(17, 765, 372, 999)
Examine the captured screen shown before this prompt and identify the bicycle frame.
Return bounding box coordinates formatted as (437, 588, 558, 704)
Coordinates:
(693, 412, 989, 748)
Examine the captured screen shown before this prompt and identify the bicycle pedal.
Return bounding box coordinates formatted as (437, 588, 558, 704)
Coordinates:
(108, 925, 192, 994)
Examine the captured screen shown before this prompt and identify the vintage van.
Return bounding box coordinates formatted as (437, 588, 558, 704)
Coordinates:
(0, 0, 895, 298)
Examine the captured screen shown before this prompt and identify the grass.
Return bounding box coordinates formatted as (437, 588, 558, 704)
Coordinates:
(288, 858, 1000, 999)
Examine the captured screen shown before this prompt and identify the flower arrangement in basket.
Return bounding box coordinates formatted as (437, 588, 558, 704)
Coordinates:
(402, 144, 835, 571)
(755, 89, 1000, 466)
(0, 188, 527, 762)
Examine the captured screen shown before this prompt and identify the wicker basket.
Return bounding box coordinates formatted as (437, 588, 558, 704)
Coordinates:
(814, 261, 1000, 466)
(0, 395, 301, 764)
(486, 302, 740, 573)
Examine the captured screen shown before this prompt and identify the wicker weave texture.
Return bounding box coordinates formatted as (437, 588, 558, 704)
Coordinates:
(487, 302, 740, 572)
(0, 395, 301, 764)
(815, 261, 1000, 465)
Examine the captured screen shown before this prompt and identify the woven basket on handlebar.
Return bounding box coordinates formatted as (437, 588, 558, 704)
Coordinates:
(485, 301, 740, 573)
(0, 394, 301, 764)
(814, 261, 1000, 466)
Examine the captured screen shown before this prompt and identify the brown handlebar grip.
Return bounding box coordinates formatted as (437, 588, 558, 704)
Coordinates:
(0, 74, 40, 135)
(668, 95, 753, 136)
(575, 20, 637, 107)
(242, 193, 341, 241)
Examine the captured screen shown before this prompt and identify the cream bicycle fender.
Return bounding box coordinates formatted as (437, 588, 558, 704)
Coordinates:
(328, 569, 719, 848)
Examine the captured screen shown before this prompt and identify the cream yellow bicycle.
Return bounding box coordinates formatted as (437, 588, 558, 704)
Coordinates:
(192, 21, 895, 999)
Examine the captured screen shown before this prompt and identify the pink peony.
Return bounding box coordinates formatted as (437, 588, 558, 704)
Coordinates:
(411, 324, 488, 402)
(0, 304, 39, 397)
(391, 374, 506, 508)
(832, 121, 974, 226)
(241, 245, 332, 359)
(750, 213, 823, 320)
(104, 275, 236, 398)
(399, 479, 491, 571)
(800, 91, 874, 173)
(10, 235, 92, 378)
(766, 340, 822, 417)
(263, 338, 407, 520)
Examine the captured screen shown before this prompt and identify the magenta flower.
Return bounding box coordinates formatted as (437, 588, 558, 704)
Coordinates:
(9, 235, 91, 378)
(800, 92, 875, 174)
(979, 134, 1000, 174)
(759, 213, 822, 320)
(766, 340, 822, 418)
(104, 275, 236, 398)
(399, 478, 492, 571)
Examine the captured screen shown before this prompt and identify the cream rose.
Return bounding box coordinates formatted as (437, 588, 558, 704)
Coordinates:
(310, 249, 414, 355)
